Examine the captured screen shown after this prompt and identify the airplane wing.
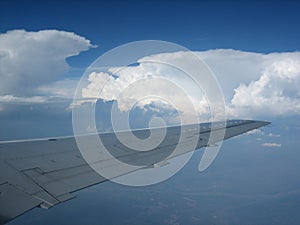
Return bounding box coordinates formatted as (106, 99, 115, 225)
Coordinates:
(0, 119, 270, 224)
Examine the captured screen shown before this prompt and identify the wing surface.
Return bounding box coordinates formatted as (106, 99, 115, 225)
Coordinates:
(0, 119, 270, 224)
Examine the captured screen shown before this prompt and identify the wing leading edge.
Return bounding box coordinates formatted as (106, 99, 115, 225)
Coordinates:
(0, 119, 270, 224)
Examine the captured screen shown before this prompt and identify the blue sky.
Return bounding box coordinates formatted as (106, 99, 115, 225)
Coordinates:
(1, 1, 300, 224)
(1, 0, 300, 67)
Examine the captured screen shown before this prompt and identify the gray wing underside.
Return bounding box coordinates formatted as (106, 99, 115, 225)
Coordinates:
(0, 120, 269, 224)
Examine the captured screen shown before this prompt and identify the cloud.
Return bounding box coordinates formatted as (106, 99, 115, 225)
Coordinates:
(197, 49, 266, 100)
(80, 60, 210, 124)
(37, 79, 79, 99)
(247, 129, 264, 135)
(229, 55, 300, 117)
(192, 49, 300, 117)
(80, 49, 300, 121)
(0, 95, 47, 104)
(1, 32, 300, 122)
(0, 29, 93, 98)
(268, 133, 280, 137)
(262, 142, 282, 147)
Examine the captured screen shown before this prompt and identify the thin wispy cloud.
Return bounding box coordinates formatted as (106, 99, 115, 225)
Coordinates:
(268, 133, 280, 137)
(262, 142, 282, 148)
(247, 129, 265, 135)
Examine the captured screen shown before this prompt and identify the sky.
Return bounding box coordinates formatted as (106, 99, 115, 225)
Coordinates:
(1, 0, 300, 225)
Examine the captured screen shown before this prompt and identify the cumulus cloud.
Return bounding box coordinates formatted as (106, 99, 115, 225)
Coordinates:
(262, 142, 282, 147)
(80, 60, 210, 124)
(0, 29, 93, 98)
(79, 49, 300, 121)
(197, 49, 266, 100)
(1, 31, 300, 122)
(229, 56, 300, 117)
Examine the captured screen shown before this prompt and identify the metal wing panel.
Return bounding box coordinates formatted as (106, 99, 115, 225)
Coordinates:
(23, 165, 105, 200)
(223, 120, 270, 140)
(0, 182, 42, 224)
(0, 119, 270, 224)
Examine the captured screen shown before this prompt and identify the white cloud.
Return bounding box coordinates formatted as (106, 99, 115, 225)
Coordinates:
(262, 142, 282, 147)
(229, 56, 300, 117)
(80, 60, 210, 124)
(247, 129, 264, 135)
(37, 79, 79, 99)
(268, 133, 280, 137)
(0, 29, 93, 98)
(0, 95, 47, 104)
(197, 49, 266, 100)
(80, 49, 300, 120)
(1, 32, 300, 121)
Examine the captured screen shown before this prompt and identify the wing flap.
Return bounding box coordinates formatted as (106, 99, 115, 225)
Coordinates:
(0, 182, 41, 224)
(23, 165, 105, 199)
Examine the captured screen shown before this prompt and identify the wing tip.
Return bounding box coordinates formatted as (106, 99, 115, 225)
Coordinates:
(260, 120, 272, 126)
